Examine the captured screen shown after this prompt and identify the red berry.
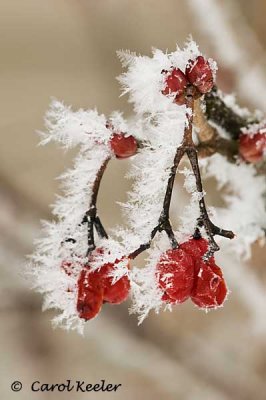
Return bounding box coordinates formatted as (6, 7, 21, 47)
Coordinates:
(87, 249, 131, 304)
(110, 133, 138, 159)
(161, 291, 178, 304)
(104, 273, 130, 304)
(162, 68, 188, 105)
(239, 131, 266, 163)
(77, 269, 104, 320)
(102, 258, 130, 304)
(186, 56, 214, 94)
(180, 238, 211, 261)
(156, 248, 194, 303)
(191, 261, 227, 309)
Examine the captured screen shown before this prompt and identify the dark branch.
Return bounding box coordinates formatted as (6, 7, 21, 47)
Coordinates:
(205, 86, 258, 140)
(84, 157, 110, 254)
(64, 157, 110, 254)
(130, 85, 234, 260)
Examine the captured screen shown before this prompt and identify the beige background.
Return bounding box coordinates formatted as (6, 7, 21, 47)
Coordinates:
(0, 1, 266, 399)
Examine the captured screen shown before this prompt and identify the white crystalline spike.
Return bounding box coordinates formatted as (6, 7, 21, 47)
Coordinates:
(40, 99, 111, 149)
(199, 153, 266, 258)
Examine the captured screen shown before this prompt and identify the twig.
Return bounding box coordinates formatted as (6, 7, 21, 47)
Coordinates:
(84, 157, 110, 254)
(65, 157, 110, 254)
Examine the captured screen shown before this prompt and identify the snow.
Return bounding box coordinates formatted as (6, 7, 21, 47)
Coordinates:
(220, 92, 251, 120)
(200, 153, 266, 259)
(117, 39, 202, 115)
(241, 119, 266, 136)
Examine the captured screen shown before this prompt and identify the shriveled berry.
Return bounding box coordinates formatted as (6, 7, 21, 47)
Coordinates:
(239, 131, 266, 163)
(156, 248, 194, 303)
(186, 56, 214, 94)
(162, 68, 188, 105)
(191, 261, 227, 309)
(77, 269, 104, 320)
(110, 133, 138, 159)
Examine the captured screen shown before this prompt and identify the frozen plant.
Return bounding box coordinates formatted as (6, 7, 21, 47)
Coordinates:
(28, 40, 266, 332)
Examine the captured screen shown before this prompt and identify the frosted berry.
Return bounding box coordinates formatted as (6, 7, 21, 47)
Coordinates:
(77, 269, 104, 320)
(191, 261, 227, 309)
(239, 131, 266, 163)
(110, 133, 138, 159)
(156, 248, 194, 303)
(161, 290, 177, 304)
(180, 237, 211, 261)
(186, 56, 214, 94)
(85, 249, 131, 305)
(162, 68, 188, 105)
(103, 271, 130, 304)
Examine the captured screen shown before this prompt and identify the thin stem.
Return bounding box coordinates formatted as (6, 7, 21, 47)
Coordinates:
(90, 158, 110, 208)
(94, 216, 108, 239)
(130, 85, 234, 260)
(85, 157, 110, 254)
(161, 147, 185, 220)
(64, 157, 110, 254)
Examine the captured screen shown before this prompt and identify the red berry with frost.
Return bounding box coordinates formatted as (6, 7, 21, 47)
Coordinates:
(162, 68, 188, 105)
(77, 269, 104, 320)
(156, 248, 194, 303)
(110, 133, 138, 159)
(180, 237, 211, 261)
(86, 248, 131, 304)
(186, 56, 214, 94)
(104, 272, 130, 304)
(161, 290, 178, 304)
(100, 258, 130, 304)
(191, 261, 227, 309)
(239, 131, 266, 163)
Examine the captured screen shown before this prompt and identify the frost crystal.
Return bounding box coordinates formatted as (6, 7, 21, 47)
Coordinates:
(200, 154, 266, 258)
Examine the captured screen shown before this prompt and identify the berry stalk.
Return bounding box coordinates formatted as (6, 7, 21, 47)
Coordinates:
(130, 85, 234, 259)
(83, 157, 110, 254)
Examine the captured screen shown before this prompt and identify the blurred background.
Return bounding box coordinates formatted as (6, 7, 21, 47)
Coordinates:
(0, 1, 266, 399)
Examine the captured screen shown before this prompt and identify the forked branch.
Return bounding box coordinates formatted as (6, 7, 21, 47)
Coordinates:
(130, 85, 234, 259)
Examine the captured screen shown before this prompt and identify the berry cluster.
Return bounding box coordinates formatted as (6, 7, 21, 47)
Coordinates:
(156, 238, 227, 309)
(239, 127, 266, 163)
(162, 56, 214, 105)
(62, 250, 130, 320)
